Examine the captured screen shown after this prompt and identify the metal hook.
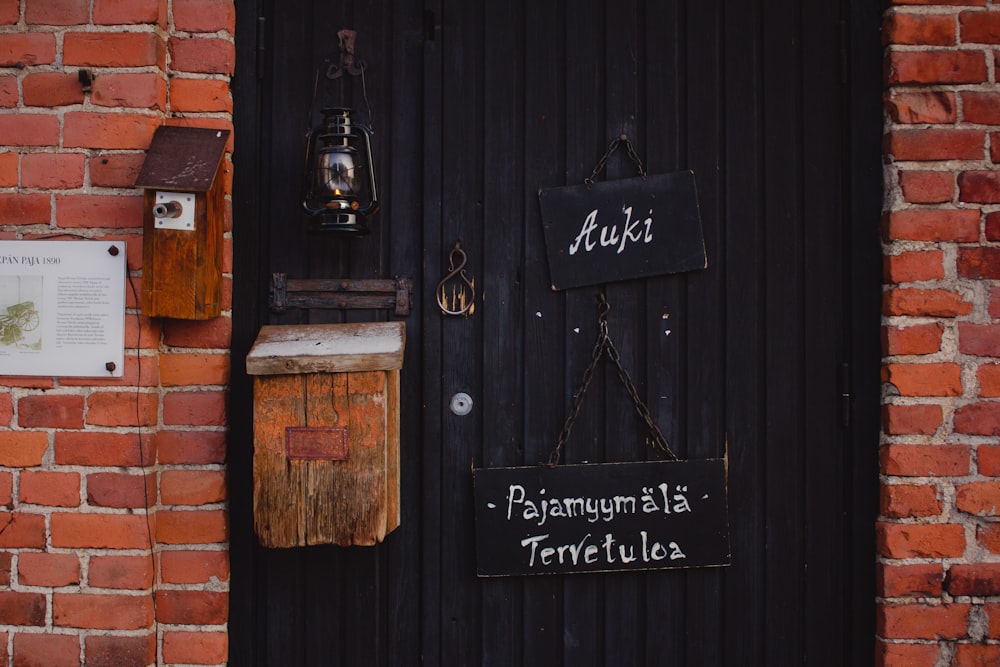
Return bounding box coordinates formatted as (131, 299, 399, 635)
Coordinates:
(437, 241, 475, 317)
(326, 29, 367, 80)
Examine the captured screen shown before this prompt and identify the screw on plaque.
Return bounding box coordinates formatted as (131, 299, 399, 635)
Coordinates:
(436, 240, 475, 317)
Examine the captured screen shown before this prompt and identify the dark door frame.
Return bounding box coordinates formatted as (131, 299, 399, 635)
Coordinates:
(226, 0, 884, 663)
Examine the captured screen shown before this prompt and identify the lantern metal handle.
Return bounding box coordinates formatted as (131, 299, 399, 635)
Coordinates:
(357, 123, 379, 217)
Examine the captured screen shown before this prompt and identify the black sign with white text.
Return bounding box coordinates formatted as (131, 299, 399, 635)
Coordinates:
(538, 171, 706, 290)
(473, 459, 730, 577)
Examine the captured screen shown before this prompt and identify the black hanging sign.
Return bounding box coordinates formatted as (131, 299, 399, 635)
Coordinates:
(538, 171, 706, 290)
(473, 459, 731, 577)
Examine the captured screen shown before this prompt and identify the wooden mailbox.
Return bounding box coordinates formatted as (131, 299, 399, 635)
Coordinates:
(246, 321, 404, 548)
(136, 125, 229, 320)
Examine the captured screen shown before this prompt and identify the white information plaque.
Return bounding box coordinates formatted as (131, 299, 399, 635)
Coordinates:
(0, 240, 126, 378)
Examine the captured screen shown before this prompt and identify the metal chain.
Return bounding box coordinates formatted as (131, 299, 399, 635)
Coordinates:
(548, 296, 677, 466)
(584, 134, 648, 188)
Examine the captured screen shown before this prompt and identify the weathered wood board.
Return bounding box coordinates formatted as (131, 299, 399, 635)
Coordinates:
(248, 322, 403, 547)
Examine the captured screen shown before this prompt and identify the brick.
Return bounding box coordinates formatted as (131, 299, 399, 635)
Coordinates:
(160, 353, 230, 386)
(957, 247, 1000, 279)
(92, 73, 167, 110)
(155, 509, 228, 544)
(0, 591, 46, 626)
(959, 171, 1000, 204)
(88, 554, 152, 590)
(882, 405, 943, 435)
(987, 212, 1000, 241)
(53, 593, 153, 630)
(173, 0, 236, 33)
(50, 513, 151, 550)
(169, 77, 232, 113)
(886, 50, 988, 85)
(982, 523, 1000, 554)
(993, 131, 1000, 163)
(954, 403, 1000, 435)
(947, 563, 1000, 596)
(980, 365, 1000, 397)
(897, 170, 954, 204)
(884, 12, 956, 45)
(162, 390, 227, 426)
(884, 209, 980, 242)
(886, 129, 985, 161)
(162, 631, 228, 666)
(0, 115, 59, 147)
(64, 112, 159, 150)
(19, 471, 80, 507)
(124, 315, 161, 350)
(160, 550, 229, 584)
(0, 34, 57, 66)
(883, 363, 962, 396)
(55, 194, 143, 229)
(953, 644, 1000, 665)
(155, 430, 225, 464)
(992, 286, 1000, 319)
(87, 472, 155, 509)
(0, 0, 16, 24)
(13, 633, 79, 667)
(876, 640, 939, 667)
(883, 323, 944, 355)
(17, 394, 84, 429)
(883, 288, 972, 317)
(0, 552, 10, 586)
(986, 603, 1000, 638)
(887, 91, 957, 124)
(160, 470, 226, 506)
(54, 432, 154, 467)
(0, 392, 10, 426)
(93, 0, 165, 26)
(155, 590, 228, 625)
(0, 432, 47, 467)
(956, 481, 1000, 515)
(0, 194, 50, 225)
(17, 552, 80, 587)
(979, 444, 1000, 475)
(961, 10, 1000, 43)
(0, 76, 15, 107)
(22, 72, 85, 107)
(169, 37, 235, 75)
(90, 153, 146, 188)
(0, 472, 11, 506)
(20, 153, 85, 189)
(0, 513, 45, 548)
(877, 521, 966, 558)
(85, 391, 158, 427)
(960, 324, 1000, 357)
(84, 634, 155, 667)
(878, 603, 970, 640)
(64, 32, 165, 68)
(962, 91, 1000, 124)
(0, 153, 16, 186)
(881, 483, 941, 518)
(878, 563, 943, 597)
(884, 250, 945, 283)
(25, 0, 88, 25)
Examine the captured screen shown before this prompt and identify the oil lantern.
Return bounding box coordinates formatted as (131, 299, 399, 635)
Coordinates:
(302, 107, 379, 235)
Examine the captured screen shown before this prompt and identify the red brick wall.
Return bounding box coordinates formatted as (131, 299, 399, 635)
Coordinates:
(0, 2, 233, 666)
(880, 1, 1000, 663)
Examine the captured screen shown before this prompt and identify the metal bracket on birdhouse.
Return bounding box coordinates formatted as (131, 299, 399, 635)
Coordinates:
(269, 273, 412, 317)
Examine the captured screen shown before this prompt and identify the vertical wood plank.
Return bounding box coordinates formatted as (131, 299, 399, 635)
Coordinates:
(721, 0, 767, 664)
(481, 0, 525, 663)
(762, 0, 807, 662)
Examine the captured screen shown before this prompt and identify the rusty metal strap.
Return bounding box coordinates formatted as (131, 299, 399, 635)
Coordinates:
(549, 294, 677, 466)
(270, 273, 412, 317)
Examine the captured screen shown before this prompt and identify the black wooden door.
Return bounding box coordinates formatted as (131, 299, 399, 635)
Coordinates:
(230, 0, 882, 664)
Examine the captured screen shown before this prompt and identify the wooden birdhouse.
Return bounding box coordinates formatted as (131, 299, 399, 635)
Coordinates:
(135, 125, 229, 320)
(246, 321, 404, 548)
